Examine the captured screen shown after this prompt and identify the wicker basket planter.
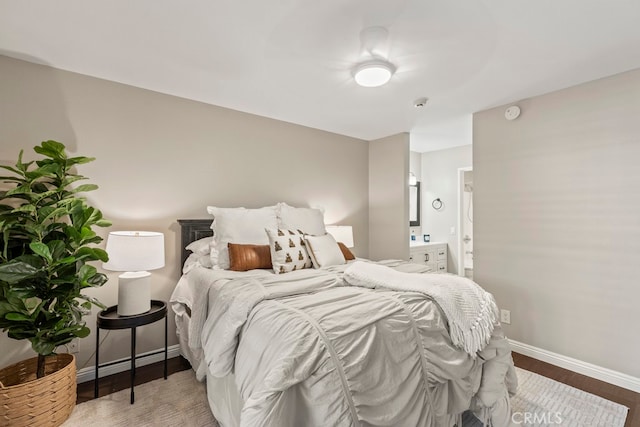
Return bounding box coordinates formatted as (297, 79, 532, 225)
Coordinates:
(0, 353, 76, 427)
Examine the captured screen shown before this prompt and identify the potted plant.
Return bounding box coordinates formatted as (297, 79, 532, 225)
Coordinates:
(0, 140, 110, 426)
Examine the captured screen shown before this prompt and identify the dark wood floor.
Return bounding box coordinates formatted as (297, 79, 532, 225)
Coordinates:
(77, 356, 191, 404)
(78, 353, 639, 426)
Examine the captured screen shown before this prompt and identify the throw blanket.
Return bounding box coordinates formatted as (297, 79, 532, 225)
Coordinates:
(344, 261, 499, 357)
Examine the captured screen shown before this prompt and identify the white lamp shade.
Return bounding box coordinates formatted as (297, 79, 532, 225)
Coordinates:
(103, 231, 165, 272)
(326, 225, 354, 248)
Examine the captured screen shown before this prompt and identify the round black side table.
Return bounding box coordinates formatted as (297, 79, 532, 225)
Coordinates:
(94, 300, 168, 404)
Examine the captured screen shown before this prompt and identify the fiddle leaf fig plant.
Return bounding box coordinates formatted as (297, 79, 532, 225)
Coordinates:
(0, 140, 110, 378)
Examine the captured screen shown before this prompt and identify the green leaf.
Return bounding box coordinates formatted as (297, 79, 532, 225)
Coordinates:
(66, 156, 95, 166)
(79, 295, 106, 309)
(75, 247, 109, 262)
(33, 140, 66, 160)
(86, 272, 108, 288)
(0, 260, 40, 283)
(78, 264, 97, 282)
(0, 164, 24, 176)
(75, 326, 90, 338)
(31, 340, 56, 356)
(53, 256, 76, 265)
(25, 163, 60, 180)
(29, 242, 52, 262)
(5, 312, 31, 321)
(24, 297, 42, 312)
(11, 204, 36, 214)
(5, 184, 32, 197)
(95, 219, 112, 228)
(41, 206, 68, 224)
(70, 184, 98, 194)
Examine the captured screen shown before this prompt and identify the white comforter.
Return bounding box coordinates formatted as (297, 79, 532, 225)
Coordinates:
(171, 261, 517, 427)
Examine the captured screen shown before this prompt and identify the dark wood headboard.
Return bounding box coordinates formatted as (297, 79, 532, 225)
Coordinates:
(177, 219, 213, 270)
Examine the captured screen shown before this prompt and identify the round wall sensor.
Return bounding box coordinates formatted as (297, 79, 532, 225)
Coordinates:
(505, 105, 521, 120)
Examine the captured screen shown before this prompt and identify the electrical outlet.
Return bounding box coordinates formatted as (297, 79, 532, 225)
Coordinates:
(500, 309, 511, 325)
(68, 338, 79, 354)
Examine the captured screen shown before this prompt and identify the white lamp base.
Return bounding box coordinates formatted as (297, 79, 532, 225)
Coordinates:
(117, 271, 151, 316)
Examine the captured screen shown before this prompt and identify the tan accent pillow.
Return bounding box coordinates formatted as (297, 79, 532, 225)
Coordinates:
(338, 242, 355, 261)
(228, 243, 272, 271)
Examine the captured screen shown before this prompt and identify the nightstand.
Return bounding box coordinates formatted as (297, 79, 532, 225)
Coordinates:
(94, 300, 168, 404)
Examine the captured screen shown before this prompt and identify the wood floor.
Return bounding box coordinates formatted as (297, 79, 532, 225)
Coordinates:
(78, 353, 640, 426)
(76, 356, 191, 404)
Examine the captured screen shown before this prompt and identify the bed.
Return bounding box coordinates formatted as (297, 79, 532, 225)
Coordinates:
(170, 208, 517, 427)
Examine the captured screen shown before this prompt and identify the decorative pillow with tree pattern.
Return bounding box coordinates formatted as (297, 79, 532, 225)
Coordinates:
(265, 228, 312, 274)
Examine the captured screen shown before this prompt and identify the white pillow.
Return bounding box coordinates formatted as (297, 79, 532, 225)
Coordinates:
(206, 206, 278, 269)
(182, 253, 214, 274)
(277, 202, 326, 236)
(185, 236, 214, 256)
(265, 228, 312, 274)
(305, 233, 346, 268)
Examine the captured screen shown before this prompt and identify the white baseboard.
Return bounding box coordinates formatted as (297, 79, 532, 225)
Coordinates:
(509, 339, 640, 393)
(76, 344, 182, 384)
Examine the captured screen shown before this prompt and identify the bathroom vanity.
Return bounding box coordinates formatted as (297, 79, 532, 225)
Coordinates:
(409, 242, 448, 273)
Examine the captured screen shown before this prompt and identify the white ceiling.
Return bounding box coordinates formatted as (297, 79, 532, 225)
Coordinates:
(1, 0, 639, 152)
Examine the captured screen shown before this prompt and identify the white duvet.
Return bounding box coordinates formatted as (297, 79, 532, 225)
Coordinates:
(171, 260, 517, 427)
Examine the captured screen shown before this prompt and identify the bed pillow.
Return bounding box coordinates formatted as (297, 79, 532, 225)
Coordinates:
(265, 228, 312, 274)
(337, 242, 356, 261)
(207, 206, 278, 269)
(228, 243, 272, 271)
(185, 236, 214, 256)
(277, 202, 326, 236)
(183, 253, 214, 274)
(305, 233, 346, 268)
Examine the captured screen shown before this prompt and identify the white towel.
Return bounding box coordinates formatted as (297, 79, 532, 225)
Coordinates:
(343, 261, 498, 357)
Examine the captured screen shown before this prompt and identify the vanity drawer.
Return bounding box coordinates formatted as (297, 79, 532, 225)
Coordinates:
(409, 243, 447, 273)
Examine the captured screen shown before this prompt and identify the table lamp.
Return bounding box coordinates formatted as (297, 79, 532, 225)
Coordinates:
(103, 231, 165, 316)
(325, 225, 354, 248)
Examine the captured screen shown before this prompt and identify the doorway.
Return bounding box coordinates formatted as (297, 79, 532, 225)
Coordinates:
(457, 168, 473, 279)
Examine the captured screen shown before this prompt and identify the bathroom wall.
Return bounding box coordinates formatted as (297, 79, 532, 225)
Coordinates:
(420, 145, 472, 273)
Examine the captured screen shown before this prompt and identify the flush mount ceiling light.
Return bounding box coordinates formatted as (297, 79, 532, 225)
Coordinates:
(353, 60, 396, 88)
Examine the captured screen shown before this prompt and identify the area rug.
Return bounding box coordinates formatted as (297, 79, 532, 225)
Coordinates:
(63, 370, 218, 427)
(64, 367, 628, 427)
(508, 368, 628, 427)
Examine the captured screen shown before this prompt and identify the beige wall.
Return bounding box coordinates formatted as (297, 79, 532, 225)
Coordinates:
(473, 68, 640, 377)
(369, 133, 410, 260)
(0, 55, 370, 371)
(421, 145, 472, 272)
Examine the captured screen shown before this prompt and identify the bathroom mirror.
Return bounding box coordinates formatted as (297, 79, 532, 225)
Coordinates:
(409, 182, 420, 226)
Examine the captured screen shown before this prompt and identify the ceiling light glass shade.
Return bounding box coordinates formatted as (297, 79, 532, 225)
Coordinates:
(353, 60, 396, 87)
